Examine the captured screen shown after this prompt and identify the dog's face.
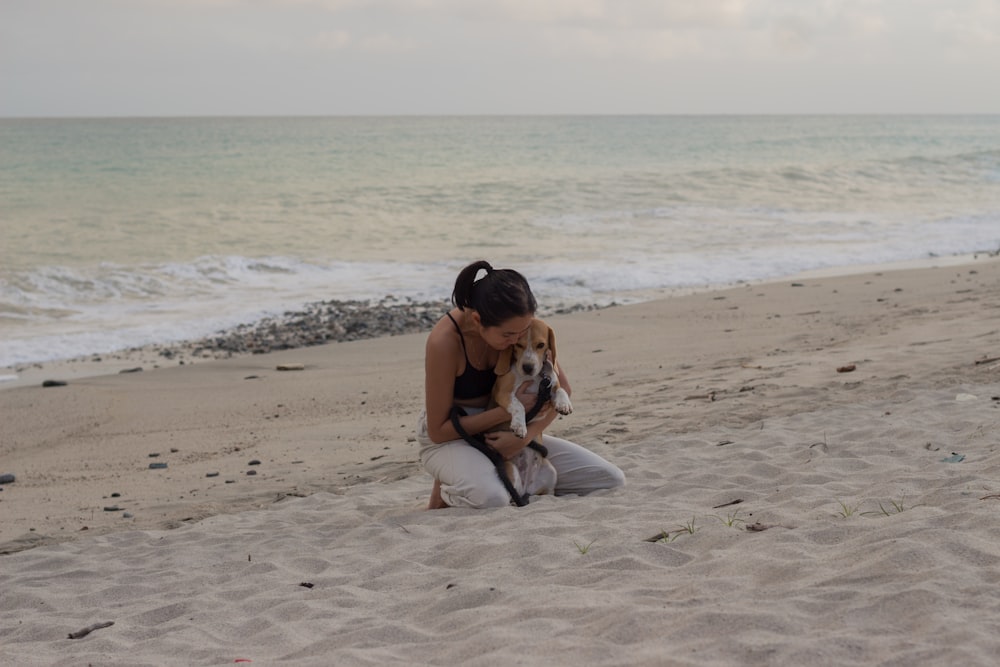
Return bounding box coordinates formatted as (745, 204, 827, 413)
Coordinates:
(495, 319, 556, 378)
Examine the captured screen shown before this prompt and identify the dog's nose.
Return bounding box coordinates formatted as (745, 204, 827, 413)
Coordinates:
(521, 363, 535, 375)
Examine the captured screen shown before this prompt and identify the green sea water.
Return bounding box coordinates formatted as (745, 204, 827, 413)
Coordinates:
(2, 115, 999, 365)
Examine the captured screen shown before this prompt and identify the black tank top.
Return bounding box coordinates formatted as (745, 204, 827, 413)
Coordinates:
(447, 313, 496, 399)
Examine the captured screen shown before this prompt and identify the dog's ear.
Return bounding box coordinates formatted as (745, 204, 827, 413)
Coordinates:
(494, 346, 512, 375)
(546, 324, 557, 366)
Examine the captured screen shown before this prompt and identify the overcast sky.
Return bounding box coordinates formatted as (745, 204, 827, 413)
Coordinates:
(2, 0, 999, 117)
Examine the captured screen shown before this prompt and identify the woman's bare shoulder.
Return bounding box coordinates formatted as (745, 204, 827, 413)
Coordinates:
(426, 313, 459, 354)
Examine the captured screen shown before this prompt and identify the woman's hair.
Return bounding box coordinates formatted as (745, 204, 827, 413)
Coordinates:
(451, 260, 537, 328)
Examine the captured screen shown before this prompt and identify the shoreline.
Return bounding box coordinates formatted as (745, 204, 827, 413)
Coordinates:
(3, 251, 996, 392)
(0, 298, 608, 392)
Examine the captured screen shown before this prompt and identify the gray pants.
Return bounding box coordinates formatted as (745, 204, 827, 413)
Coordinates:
(417, 410, 625, 508)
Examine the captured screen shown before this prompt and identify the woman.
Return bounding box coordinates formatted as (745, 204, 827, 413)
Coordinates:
(418, 260, 625, 509)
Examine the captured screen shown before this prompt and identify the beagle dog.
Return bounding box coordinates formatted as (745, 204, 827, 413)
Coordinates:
(493, 317, 573, 438)
(491, 318, 573, 497)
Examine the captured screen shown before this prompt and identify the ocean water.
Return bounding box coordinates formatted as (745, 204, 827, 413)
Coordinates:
(2, 115, 1000, 367)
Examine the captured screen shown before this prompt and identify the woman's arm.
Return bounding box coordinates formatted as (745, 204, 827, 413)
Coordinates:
(555, 359, 571, 397)
(424, 331, 508, 444)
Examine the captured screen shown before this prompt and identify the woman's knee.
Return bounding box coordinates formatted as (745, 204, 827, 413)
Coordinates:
(441, 478, 511, 509)
(464, 484, 512, 509)
(605, 464, 626, 490)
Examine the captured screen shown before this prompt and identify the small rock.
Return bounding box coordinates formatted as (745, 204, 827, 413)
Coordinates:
(0, 473, 15, 485)
(42, 380, 67, 387)
(248, 459, 261, 466)
(148, 462, 168, 470)
(247, 470, 257, 476)
(119, 367, 143, 374)
(206, 472, 220, 478)
(746, 522, 774, 532)
(123, 512, 133, 518)
(836, 364, 856, 373)
(276, 363, 305, 371)
(103, 506, 121, 512)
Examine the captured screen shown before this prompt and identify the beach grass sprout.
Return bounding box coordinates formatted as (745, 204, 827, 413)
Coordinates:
(573, 539, 597, 554)
(715, 510, 746, 528)
(862, 497, 907, 517)
(836, 500, 859, 518)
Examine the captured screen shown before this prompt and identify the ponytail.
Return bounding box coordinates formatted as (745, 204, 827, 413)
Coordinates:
(451, 260, 537, 327)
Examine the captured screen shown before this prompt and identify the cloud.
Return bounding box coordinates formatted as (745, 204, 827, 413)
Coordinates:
(269, 0, 745, 29)
(846, 12, 886, 38)
(308, 27, 417, 55)
(770, 16, 814, 55)
(134, 0, 249, 7)
(431, 0, 678, 28)
(355, 1, 887, 63)
(134, 0, 995, 65)
(312, 29, 352, 50)
(357, 32, 418, 53)
(4, 0, 999, 116)
(935, 1, 1000, 55)
(539, 24, 733, 62)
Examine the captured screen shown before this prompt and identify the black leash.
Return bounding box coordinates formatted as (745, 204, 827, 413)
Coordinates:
(450, 407, 529, 506)
(449, 399, 553, 507)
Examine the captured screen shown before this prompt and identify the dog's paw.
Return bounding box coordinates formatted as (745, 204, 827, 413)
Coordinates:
(553, 389, 573, 415)
(511, 419, 528, 438)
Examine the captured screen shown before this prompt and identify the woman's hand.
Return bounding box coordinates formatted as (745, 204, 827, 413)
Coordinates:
(483, 430, 529, 459)
(484, 388, 560, 459)
(514, 380, 543, 414)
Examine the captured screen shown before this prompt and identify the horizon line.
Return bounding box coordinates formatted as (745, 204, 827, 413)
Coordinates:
(3, 111, 999, 121)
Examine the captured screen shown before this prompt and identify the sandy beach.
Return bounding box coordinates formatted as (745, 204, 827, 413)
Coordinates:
(2, 256, 1000, 666)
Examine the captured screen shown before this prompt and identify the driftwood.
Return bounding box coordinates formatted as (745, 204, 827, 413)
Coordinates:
(974, 356, 1000, 366)
(68, 621, 114, 639)
(644, 532, 673, 543)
